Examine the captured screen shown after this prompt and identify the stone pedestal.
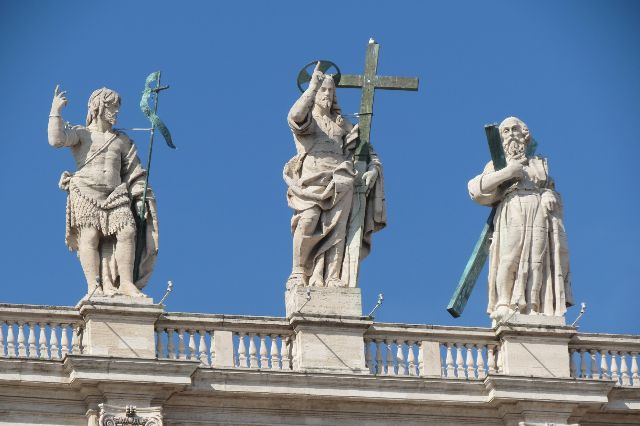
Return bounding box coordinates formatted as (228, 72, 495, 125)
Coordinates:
(286, 286, 369, 374)
(285, 286, 363, 317)
(77, 296, 163, 358)
(495, 314, 576, 378)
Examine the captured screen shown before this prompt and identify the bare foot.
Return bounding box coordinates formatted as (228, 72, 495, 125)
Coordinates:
(119, 281, 144, 297)
(286, 273, 305, 290)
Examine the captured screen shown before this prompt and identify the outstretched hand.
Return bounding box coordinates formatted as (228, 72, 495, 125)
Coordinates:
(51, 85, 68, 115)
(308, 61, 324, 92)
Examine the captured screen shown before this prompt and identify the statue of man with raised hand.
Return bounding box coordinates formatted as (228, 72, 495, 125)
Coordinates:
(468, 116, 573, 323)
(48, 85, 159, 297)
(284, 62, 386, 288)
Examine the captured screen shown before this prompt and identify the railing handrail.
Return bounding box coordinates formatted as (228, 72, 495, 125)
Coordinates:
(157, 312, 293, 335)
(0, 303, 82, 324)
(570, 332, 640, 353)
(366, 322, 498, 344)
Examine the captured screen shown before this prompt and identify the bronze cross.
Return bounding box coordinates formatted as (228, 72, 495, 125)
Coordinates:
(339, 38, 419, 160)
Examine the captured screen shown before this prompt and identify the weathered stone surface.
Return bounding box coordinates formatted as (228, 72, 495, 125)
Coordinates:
(48, 86, 158, 298)
(284, 64, 386, 289)
(285, 286, 363, 317)
(468, 117, 572, 323)
(78, 298, 162, 358)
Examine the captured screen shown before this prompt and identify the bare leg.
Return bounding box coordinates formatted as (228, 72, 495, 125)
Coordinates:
(115, 226, 142, 297)
(78, 227, 101, 294)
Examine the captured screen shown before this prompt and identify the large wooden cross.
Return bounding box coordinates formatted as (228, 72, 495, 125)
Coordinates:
(338, 38, 419, 287)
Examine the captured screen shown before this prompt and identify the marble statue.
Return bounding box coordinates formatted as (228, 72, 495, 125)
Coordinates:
(468, 117, 573, 322)
(48, 86, 158, 297)
(284, 63, 386, 288)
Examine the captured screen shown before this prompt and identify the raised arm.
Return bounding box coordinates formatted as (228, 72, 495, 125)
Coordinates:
(288, 62, 323, 131)
(48, 85, 79, 148)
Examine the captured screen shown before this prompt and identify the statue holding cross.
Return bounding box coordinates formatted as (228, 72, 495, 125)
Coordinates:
(284, 39, 418, 288)
(463, 117, 573, 323)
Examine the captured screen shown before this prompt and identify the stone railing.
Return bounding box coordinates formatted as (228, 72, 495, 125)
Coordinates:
(0, 303, 84, 359)
(570, 332, 640, 387)
(155, 313, 294, 370)
(365, 323, 501, 379)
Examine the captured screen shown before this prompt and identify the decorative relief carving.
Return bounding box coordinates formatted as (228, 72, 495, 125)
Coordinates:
(98, 404, 162, 426)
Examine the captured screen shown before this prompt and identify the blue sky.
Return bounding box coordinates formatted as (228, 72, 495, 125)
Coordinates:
(1, 1, 638, 334)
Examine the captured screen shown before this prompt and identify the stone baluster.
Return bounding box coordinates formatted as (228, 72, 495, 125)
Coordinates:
(385, 340, 394, 375)
(49, 324, 60, 360)
(6, 322, 15, 358)
(477, 345, 486, 379)
(270, 335, 280, 370)
(364, 338, 372, 373)
(455, 343, 464, 378)
(177, 328, 186, 360)
(291, 335, 297, 369)
(248, 333, 258, 368)
(209, 330, 216, 366)
(259, 334, 269, 368)
(487, 345, 497, 374)
(60, 324, 69, 358)
(600, 349, 609, 379)
(407, 341, 416, 376)
(496, 345, 504, 373)
(465, 344, 475, 379)
(579, 349, 587, 378)
(156, 328, 164, 359)
(199, 331, 209, 366)
(237, 332, 247, 368)
(589, 350, 597, 379)
(373, 340, 382, 374)
(186, 330, 196, 361)
(610, 351, 619, 383)
(17, 322, 27, 358)
(569, 348, 577, 378)
(397, 341, 407, 375)
(27, 322, 37, 358)
(281, 335, 291, 370)
(72, 324, 82, 355)
(0, 321, 4, 358)
(631, 352, 639, 387)
(418, 342, 424, 376)
(620, 352, 630, 386)
(445, 343, 455, 378)
(38, 323, 47, 359)
(167, 328, 176, 360)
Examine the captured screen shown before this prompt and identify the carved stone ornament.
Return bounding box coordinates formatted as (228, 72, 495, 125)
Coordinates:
(98, 404, 162, 426)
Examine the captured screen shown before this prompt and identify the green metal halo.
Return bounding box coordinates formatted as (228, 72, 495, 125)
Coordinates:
(296, 60, 341, 92)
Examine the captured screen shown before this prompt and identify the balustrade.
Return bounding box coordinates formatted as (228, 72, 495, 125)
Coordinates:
(155, 313, 294, 370)
(569, 333, 640, 387)
(0, 304, 84, 360)
(364, 324, 500, 379)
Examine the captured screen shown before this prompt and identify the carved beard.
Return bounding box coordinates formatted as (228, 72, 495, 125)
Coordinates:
(504, 139, 527, 161)
(315, 96, 332, 110)
(103, 110, 117, 126)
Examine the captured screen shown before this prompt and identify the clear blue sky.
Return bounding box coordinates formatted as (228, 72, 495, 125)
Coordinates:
(1, 1, 638, 334)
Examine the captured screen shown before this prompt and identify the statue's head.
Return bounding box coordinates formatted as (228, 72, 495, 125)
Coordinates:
(314, 75, 341, 116)
(86, 87, 121, 127)
(499, 116, 531, 161)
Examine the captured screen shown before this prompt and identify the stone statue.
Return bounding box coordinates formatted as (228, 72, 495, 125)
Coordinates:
(48, 85, 159, 297)
(284, 63, 386, 288)
(468, 117, 573, 322)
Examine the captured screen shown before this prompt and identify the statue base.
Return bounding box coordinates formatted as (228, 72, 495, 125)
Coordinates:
(285, 286, 368, 374)
(77, 296, 163, 358)
(285, 286, 363, 318)
(495, 314, 576, 378)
